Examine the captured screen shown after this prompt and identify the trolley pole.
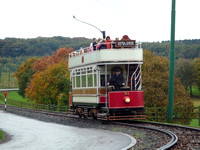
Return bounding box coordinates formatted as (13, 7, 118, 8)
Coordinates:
(168, 0, 176, 123)
(73, 16, 106, 39)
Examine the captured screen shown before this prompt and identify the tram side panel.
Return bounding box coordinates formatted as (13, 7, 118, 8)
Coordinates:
(108, 91, 144, 109)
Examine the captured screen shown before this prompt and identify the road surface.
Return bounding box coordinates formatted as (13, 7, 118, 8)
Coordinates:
(0, 111, 136, 150)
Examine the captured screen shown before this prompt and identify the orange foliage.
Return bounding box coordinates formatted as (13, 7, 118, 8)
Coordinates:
(33, 47, 74, 72)
(26, 61, 70, 105)
(25, 47, 73, 105)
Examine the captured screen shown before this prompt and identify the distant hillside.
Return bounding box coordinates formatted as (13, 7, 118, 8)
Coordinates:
(0, 37, 199, 59)
(143, 39, 200, 59)
(0, 36, 92, 57)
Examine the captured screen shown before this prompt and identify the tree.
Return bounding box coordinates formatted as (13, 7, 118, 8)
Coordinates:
(25, 61, 70, 105)
(175, 59, 195, 96)
(14, 57, 39, 97)
(143, 50, 194, 124)
(25, 47, 73, 105)
(143, 50, 193, 108)
(193, 58, 200, 90)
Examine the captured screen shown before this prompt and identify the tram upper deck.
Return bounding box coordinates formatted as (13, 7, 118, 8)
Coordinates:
(69, 42, 143, 70)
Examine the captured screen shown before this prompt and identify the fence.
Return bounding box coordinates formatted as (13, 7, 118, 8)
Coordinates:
(145, 107, 200, 126)
(0, 65, 18, 88)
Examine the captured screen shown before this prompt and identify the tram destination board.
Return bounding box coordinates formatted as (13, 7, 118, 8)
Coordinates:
(115, 40, 136, 48)
(115, 35, 136, 48)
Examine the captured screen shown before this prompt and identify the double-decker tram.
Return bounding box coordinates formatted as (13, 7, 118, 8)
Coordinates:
(68, 35, 146, 120)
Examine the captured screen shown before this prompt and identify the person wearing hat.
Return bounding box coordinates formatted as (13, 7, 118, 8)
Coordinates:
(105, 36, 112, 49)
(107, 69, 125, 91)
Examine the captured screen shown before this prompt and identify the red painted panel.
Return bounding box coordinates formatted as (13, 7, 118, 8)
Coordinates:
(108, 91, 144, 109)
(99, 96, 105, 103)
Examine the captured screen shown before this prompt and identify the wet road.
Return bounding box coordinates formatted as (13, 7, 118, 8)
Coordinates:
(0, 111, 136, 150)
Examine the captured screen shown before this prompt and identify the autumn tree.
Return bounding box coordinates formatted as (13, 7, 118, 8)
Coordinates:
(26, 61, 70, 105)
(25, 47, 73, 105)
(33, 47, 73, 72)
(143, 50, 193, 108)
(15, 57, 39, 97)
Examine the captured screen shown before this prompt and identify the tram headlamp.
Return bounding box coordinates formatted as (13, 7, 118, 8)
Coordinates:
(124, 96, 130, 104)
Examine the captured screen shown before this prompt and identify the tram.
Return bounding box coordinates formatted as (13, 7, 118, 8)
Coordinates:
(68, 35, 146, 120)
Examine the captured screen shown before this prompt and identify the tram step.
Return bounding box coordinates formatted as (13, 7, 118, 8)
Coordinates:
(97, 113, 107, 117)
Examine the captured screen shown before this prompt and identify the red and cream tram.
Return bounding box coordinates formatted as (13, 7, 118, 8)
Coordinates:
(69, 35, 146, 120)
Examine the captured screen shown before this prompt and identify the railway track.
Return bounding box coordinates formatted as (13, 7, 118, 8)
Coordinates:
(1, 104, 200, 149)
(111, 122, 178, 150)
(133, 121, 200, 149)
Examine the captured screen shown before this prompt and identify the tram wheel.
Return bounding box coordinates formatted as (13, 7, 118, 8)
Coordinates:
(92, 113, 97, 119)
(78, 113, 82, 118)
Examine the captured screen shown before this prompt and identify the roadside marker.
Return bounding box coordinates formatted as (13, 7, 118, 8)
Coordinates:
(3, 91, 8, 111)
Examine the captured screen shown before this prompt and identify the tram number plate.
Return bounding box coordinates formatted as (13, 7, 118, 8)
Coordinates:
(115, 40, 136, 48)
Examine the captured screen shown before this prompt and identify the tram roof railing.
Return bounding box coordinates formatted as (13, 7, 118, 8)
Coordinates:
(68, 43, 143, 70)
(69, 41, 142, 58)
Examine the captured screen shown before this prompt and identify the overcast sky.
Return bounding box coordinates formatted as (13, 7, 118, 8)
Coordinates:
(0, 0, 200, 42)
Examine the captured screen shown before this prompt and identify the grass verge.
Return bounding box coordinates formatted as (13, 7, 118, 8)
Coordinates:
(190, 85, 200, 97)
(0, 130, 4, 140)
(0, 91, 33, 104)
(189, 119, 200, 128)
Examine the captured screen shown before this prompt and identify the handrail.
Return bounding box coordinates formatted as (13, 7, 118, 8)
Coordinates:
(0, 88, 19, 92)
(131, 65, 139, 90)
(135, 73, 141, 88)
(130, 65, 142, 90)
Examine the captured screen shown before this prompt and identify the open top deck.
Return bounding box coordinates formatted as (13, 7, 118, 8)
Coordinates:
(69, 48, 143, 70)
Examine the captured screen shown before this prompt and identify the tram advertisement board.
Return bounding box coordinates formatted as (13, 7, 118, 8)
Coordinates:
(115, 35, 136, 48)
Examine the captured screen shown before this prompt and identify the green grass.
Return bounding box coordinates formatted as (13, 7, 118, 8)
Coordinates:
(0, 91, 33, 104)
(6, 91, 28, 103)
(189, 119, 200, 128)
(0, 130, 4, 140)
(190, 85, 200, 97)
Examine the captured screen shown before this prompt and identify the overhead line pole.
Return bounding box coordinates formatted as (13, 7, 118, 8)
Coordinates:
(73, 16, 106, 39)
(168, 0, 176, 123)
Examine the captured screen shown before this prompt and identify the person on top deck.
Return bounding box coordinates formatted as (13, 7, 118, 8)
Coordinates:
(98, 39, 107, 50)
(107, 69, 125, 91)
(105, 36, 112, 49)
(92, 38, 97, 51)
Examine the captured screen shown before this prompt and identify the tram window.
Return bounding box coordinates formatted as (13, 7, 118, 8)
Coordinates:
(82, 75, 86, 87)
(94, 74, 97, 87)
(100, 74, 110, 87)
(72, 77, 75, 88)
(87, 70, 92, 74)
(88, 74, 93, 87)
(76, 76, 80, 87)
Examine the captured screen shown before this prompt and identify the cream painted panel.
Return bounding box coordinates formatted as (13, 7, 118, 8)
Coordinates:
(73, 96, 98, 104)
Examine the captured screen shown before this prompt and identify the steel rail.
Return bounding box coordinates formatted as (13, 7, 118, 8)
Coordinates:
(135, 120, 200, 132)
(111, 122, 178, 150)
